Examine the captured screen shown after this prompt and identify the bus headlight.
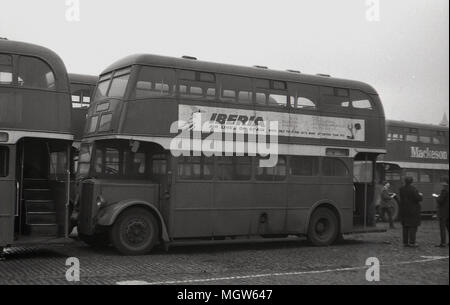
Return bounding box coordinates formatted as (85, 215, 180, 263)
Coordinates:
(96, 195, 107, 208)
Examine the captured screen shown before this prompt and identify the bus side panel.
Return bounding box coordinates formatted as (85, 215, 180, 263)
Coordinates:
(171, 181, 214, 238)
(121, 99, 177, 136)
(286, 177, 322, 234)
(320, 177, 354, 233)
(213, 182, 258, 236)
(0, 145, 16, 246)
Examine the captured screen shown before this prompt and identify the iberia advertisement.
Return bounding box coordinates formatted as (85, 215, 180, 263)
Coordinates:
(178, 105, 365, 142)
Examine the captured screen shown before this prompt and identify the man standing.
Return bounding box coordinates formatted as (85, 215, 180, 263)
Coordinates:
(380, 182, 396, 229)
(399, 176, 423, 247)
(435, 178, 449, 247)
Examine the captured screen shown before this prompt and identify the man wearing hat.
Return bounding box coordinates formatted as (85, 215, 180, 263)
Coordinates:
(436, 177, 449, 247)
(399, 176, 423, 247)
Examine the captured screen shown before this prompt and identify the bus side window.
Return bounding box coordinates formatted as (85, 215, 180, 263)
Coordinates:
(419, 170, 432, 183)
(134, 66, 175, 98)
(217, 156, 252, 181)
(351, 90, 373, 110)
(0, 54, 13, 85)
(256, 156, 287, 181)
(290, 156, 319, 176)
(179, 70, 216, 100)
(320, 87, 350, 111)
(220, 75, 252, 104)
(177, 156, 213, 180)
(404, 170, 419, 182)
(289, 83, 318, 110)
(322, 157, 350, 177)
(0, 146, 9, 177)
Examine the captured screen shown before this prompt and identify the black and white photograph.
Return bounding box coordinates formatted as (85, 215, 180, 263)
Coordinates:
(0, 0, 448, 290)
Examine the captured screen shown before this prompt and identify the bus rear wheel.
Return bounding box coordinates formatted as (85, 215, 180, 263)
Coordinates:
(111, 207, 160, 255)
(307, 207, 339, 246)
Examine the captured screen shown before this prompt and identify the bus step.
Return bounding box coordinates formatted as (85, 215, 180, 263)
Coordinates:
(23, 179, 50, 190)
(28, 224, 59, 236)
(23, 189, 52, 201)
(25, 200, 56, 213)
(26, 212, 57, 225)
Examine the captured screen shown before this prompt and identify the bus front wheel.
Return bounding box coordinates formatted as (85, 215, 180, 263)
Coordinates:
(111, 207, 160, 255)
(307, 207, 339, 246)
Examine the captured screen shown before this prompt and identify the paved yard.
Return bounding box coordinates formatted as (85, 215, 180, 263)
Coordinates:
(0, 220, 448, 285)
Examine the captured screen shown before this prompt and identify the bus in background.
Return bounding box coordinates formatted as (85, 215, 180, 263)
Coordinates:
(69, 74, 98, 175)
(69, 73, 98, 144)
(377, 120, 449, 219)
(0, 39, 74, 254)
(75, 54, 387, 255)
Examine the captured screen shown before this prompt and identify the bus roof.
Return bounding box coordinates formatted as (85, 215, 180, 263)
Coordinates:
(102, 54, 379, 95)
(387, 119, 449, 132)
(0, 39, 69, 92)
(68, 73, 99, 85)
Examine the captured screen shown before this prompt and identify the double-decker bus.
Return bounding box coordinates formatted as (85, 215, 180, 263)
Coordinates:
(377, 120, 449, 218)
(76, 54, 387, 255)
(0, 39, 75, 254)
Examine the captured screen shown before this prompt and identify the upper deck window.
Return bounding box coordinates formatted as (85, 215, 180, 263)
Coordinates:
(220, 75, 252, 104)
(108, 68, 131, 98)
(290, 84, 317, 110)
(134, 66, 176, 99)
(71, 83, 94, 108)
(255, 79, 288, 107)
(95, 68, 130, 100)
(179, 70, 216, 100)
(320, 87, 350, 110)
(351, 91, 373, 110)
(18, 56, 55, 90)
(0, 54, 13, 85)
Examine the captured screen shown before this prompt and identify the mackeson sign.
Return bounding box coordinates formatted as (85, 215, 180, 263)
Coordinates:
(410, 146, 448, 160)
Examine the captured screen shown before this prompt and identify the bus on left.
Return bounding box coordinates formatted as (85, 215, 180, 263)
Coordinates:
(0, 39, 96, 257)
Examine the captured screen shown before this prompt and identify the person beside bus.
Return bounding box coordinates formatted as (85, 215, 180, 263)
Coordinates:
(399, 176, 423, 247)
(380, 181, 396, 229)
(435, 178, 449, 248)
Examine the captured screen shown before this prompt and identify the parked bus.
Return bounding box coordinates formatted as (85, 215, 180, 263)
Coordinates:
(0, 39, 74, 254)
(75, 54, 387, 255)
(376, 120, 449, 219)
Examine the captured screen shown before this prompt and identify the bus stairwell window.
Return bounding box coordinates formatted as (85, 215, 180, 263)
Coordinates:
(0, 147, 9, 177)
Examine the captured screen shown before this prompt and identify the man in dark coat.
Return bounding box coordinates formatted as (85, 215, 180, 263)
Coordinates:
(399, 176, 423, 247)
(436, 177, 449, 247)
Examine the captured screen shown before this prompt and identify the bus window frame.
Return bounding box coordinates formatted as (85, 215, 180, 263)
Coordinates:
(17, 55, 57, 91)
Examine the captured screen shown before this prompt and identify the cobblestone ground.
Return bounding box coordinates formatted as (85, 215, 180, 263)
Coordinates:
(0, 220, 448, 285)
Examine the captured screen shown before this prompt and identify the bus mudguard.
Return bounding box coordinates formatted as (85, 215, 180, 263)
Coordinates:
(96, 199, 170, 242)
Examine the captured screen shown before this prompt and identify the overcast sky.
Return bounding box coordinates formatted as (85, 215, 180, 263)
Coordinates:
(1, 0, 448, 124)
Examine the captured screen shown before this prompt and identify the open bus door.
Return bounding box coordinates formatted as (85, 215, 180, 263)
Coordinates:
(0, 145, 16, 253)
(353, 153, 379, 228)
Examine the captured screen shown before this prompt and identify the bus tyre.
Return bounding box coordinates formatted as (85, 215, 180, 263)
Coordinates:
(111, 207, 159, 255)
(307, 207, 339, 246)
